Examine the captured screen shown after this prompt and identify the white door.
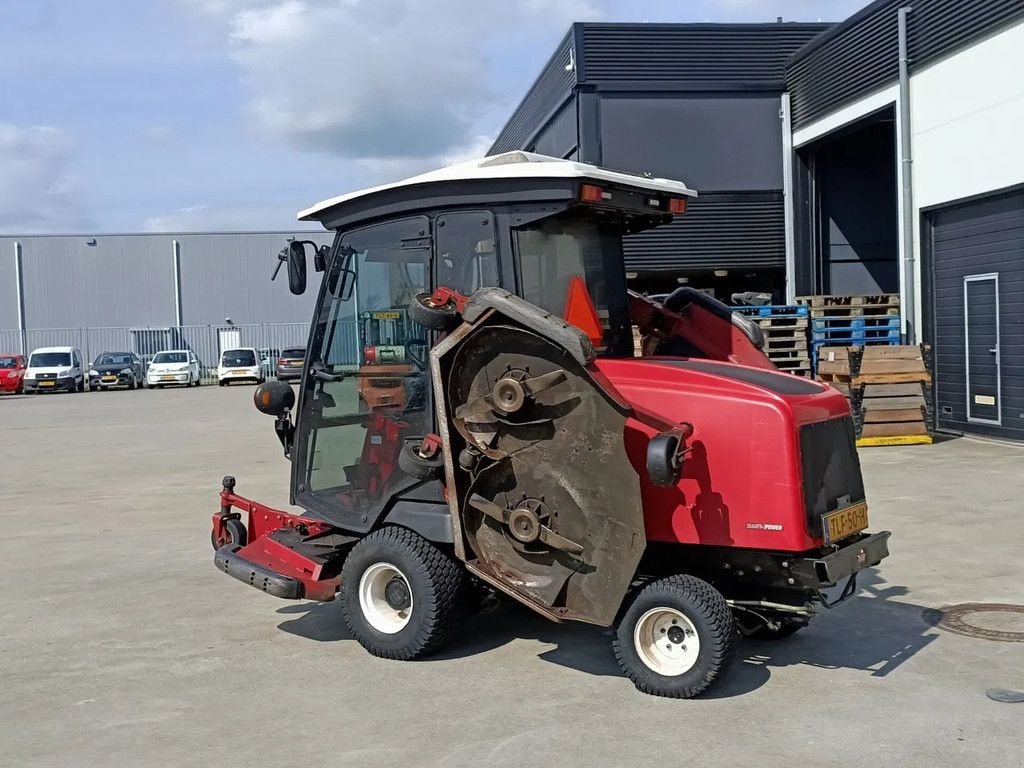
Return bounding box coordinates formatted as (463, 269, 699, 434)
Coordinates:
(218, 328, 241, 354)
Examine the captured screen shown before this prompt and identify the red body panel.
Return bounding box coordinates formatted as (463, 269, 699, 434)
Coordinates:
(0, 354, 26, 393)
(595, 357, 851, 553)
(213, 490, 341, 601)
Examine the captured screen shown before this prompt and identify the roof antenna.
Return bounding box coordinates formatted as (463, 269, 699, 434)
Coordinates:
(776, 16, 783, 23)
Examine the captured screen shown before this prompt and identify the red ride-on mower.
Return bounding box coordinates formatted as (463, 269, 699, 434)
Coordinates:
(212, 152, 890, 698)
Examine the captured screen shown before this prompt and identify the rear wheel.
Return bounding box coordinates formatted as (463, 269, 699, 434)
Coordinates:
(341, 527, 466, 660)
(613, 575, 735, 698)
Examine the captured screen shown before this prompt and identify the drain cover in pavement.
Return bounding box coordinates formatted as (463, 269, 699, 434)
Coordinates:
(924, 603, 1024, 642)
(986, 689, 1024, 703)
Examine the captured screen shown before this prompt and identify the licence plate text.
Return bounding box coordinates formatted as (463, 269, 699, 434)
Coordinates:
(824, 503, 868, 544)
(39, 381, 55, 387)
(160, 375, 177, 381)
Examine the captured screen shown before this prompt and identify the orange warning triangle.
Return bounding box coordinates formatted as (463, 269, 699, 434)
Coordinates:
(563, 275, 604, 346)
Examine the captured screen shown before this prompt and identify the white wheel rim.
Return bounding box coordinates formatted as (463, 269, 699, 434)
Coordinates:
(358, 562, 413, 634)
(633, 607, 700, 676)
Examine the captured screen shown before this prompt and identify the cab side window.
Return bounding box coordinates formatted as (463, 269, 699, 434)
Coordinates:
(435, 211, 499, 294)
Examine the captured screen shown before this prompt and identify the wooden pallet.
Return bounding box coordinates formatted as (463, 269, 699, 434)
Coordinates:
(756, 316, 808, 330)
(808, 305, 901, 318)
(764, 338, 808, 351)
(798, 294, 900, 308)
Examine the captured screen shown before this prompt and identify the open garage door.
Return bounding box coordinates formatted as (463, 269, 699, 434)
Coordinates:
(928, 190, 1024, 440)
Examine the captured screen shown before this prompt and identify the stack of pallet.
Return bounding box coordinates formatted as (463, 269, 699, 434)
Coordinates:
(817, 344, 933, 447)
(797, 294, 901, 368)
(733, 305, 811, 377)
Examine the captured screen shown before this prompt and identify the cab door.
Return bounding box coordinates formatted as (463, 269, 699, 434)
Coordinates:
(292, 216, 432, 531)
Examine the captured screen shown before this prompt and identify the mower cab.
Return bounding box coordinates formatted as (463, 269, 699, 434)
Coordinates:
(213, 151, 890, 699)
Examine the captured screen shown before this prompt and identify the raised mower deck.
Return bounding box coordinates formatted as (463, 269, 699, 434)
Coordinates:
(212, 477, 356, 601)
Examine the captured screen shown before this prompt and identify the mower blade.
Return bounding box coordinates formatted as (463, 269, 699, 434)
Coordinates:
(521, 369, 567, 396)
(537, 525, 584, 557)
(469, 493, 511, 524)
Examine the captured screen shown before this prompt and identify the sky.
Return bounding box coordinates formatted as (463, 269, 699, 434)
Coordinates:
(0, 0, 871, 234)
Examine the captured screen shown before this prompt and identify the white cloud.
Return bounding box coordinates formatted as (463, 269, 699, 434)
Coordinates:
(187, 0, 600, 163)
(0, 123, 91, 233)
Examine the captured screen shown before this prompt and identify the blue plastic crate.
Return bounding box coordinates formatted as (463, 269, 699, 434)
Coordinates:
(732, 304, 809, 318)
(810, 316, 901, 332)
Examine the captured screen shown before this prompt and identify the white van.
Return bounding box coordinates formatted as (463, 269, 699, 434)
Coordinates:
(217, 347, 264, 386)
(23, 346, 85, 393)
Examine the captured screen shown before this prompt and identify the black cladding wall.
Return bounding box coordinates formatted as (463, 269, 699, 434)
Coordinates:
(786, 0, 1024, 129)
(927, 190, 1024, 441)
(490, 22, 829, 275)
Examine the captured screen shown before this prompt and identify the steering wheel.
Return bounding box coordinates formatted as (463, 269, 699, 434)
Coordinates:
(406, 338, 429, 371)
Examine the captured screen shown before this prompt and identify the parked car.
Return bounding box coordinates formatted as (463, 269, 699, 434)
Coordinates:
(0, 354, 27, 394)
(275, 347, 306, 381)
(23, 346, 85, 393)
(89, 351, 144, 391)
(146, 349, 201, 388)
(217, 347, 264, 386)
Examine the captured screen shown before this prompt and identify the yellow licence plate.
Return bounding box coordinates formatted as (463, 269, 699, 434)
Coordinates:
(230, 369, 246, 374)
(160, 375, 176, 381)
(102, 375, 117, 382)
(824, 502, 868, 544)
(39, 380, 55, 387)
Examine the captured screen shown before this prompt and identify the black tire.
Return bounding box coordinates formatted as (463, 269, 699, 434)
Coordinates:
(409, 292, 459, 332)
(613, 575, 735, 698)
(211, 518, 247, 550)
(340, 527, 466, 660)
(128, 376, 136, 390)
(76, 378, 84, 392)
(397, 440, 444, 481)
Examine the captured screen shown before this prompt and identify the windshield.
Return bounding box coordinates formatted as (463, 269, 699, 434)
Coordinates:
(222, 349, 257, 366)
(153, 352, 187, 364)
(97, 353, 133, 366)
(0, 356, 19, 369)
(281, 348, 305, 358)
(29, 352, 71, 367)
(515, 213, 632, 356)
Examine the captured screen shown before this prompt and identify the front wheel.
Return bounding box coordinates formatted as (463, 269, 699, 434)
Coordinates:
(613, 575, 735, 698)
(340, 527, 466, 660)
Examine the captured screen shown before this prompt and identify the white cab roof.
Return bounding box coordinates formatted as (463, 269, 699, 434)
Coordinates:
(298, 151, 697, 221)
(30, 346, 76, 354)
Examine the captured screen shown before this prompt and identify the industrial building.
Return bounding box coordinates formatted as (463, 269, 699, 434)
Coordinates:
(493, 0, 1024, 441)
(490, 20, 828, 298)
(1, 231, 330, 367)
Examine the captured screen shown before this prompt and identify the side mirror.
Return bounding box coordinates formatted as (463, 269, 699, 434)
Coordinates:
(254, 380, 295, 417)
(287, 241, 307, 295)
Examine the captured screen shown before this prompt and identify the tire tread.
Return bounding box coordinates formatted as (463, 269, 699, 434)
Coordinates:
(341, 526, 465, 660)
(613, 574, 735, 698)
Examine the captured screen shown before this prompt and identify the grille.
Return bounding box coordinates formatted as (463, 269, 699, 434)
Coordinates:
(37, 372, 57, 379)
(799, 416, 866, 537)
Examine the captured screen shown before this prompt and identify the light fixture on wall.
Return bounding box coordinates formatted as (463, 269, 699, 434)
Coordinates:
(85, 238, 97, 246)
(714, 269, 729, 277)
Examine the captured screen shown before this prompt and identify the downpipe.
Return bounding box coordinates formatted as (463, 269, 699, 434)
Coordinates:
(898, 6, 916, 343)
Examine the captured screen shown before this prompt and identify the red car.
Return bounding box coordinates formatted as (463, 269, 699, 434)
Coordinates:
(0, 354, 27, 393)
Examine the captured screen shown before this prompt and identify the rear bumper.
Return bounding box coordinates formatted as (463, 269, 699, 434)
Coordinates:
(214, 545, 304, 599)
(789, 531, 891, 588)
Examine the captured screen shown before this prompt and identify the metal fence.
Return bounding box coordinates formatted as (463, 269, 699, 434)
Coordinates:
(0, 321, 361, 383)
